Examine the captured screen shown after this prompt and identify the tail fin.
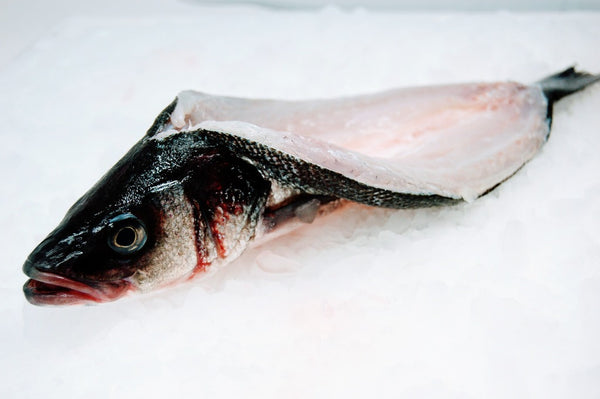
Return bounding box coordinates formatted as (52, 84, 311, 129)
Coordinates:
(537, 67, 600, 123)
(538, 67, 600, 104)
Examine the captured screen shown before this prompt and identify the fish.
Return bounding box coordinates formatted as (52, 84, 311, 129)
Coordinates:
(23, 67, 599, 306)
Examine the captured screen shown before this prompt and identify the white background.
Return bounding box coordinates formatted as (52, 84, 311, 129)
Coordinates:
(2, 0, 600, 69)
(1, 1, 599, 398)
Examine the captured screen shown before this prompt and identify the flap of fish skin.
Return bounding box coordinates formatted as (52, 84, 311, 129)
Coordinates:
(163, 123, 458, 209)
(152, 82, 550, 206)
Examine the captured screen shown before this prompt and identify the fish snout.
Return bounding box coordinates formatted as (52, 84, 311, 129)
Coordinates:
(22, 236, 132, 306)
(22, 256, 37, 278)
(23, 237, 77, 283)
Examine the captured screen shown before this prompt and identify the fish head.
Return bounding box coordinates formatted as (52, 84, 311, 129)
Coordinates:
(23, 133, 270, 306)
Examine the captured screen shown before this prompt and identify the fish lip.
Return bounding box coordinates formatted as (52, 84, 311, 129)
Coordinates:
(23, 269, 132, 306)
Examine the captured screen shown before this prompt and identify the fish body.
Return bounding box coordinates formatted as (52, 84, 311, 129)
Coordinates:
(23, 68, 599, 305)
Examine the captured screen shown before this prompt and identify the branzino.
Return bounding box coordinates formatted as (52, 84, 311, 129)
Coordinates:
(23, 67, 599, 305)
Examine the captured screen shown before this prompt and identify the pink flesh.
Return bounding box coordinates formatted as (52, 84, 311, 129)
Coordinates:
(166, 82, 549, 201)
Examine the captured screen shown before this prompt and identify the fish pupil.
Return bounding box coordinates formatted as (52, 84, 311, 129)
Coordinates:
(115, 227, 137, 248)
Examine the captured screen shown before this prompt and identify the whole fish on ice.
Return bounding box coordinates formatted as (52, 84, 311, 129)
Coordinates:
(23, 68, 599, 305)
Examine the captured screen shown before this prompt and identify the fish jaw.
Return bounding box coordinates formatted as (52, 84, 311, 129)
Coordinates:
(23, 267, 132, 306)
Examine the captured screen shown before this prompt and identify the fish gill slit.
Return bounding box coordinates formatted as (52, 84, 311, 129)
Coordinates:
(189, 198, 216, 276)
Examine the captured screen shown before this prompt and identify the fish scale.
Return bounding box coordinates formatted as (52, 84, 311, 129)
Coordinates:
(168, 128, 461, 208)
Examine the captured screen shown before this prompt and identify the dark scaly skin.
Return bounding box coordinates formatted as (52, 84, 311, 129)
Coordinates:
(147, 104, 461, 209)
(187, 129, 461, 208)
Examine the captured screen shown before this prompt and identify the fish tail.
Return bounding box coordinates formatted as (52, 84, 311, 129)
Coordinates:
(538, 66, 600, 108)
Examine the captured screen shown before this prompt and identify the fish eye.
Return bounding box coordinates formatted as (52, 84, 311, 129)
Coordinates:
(107, 214, 147, 255)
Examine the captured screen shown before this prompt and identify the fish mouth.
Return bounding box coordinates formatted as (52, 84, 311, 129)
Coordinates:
(23, 269, 132, 306)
